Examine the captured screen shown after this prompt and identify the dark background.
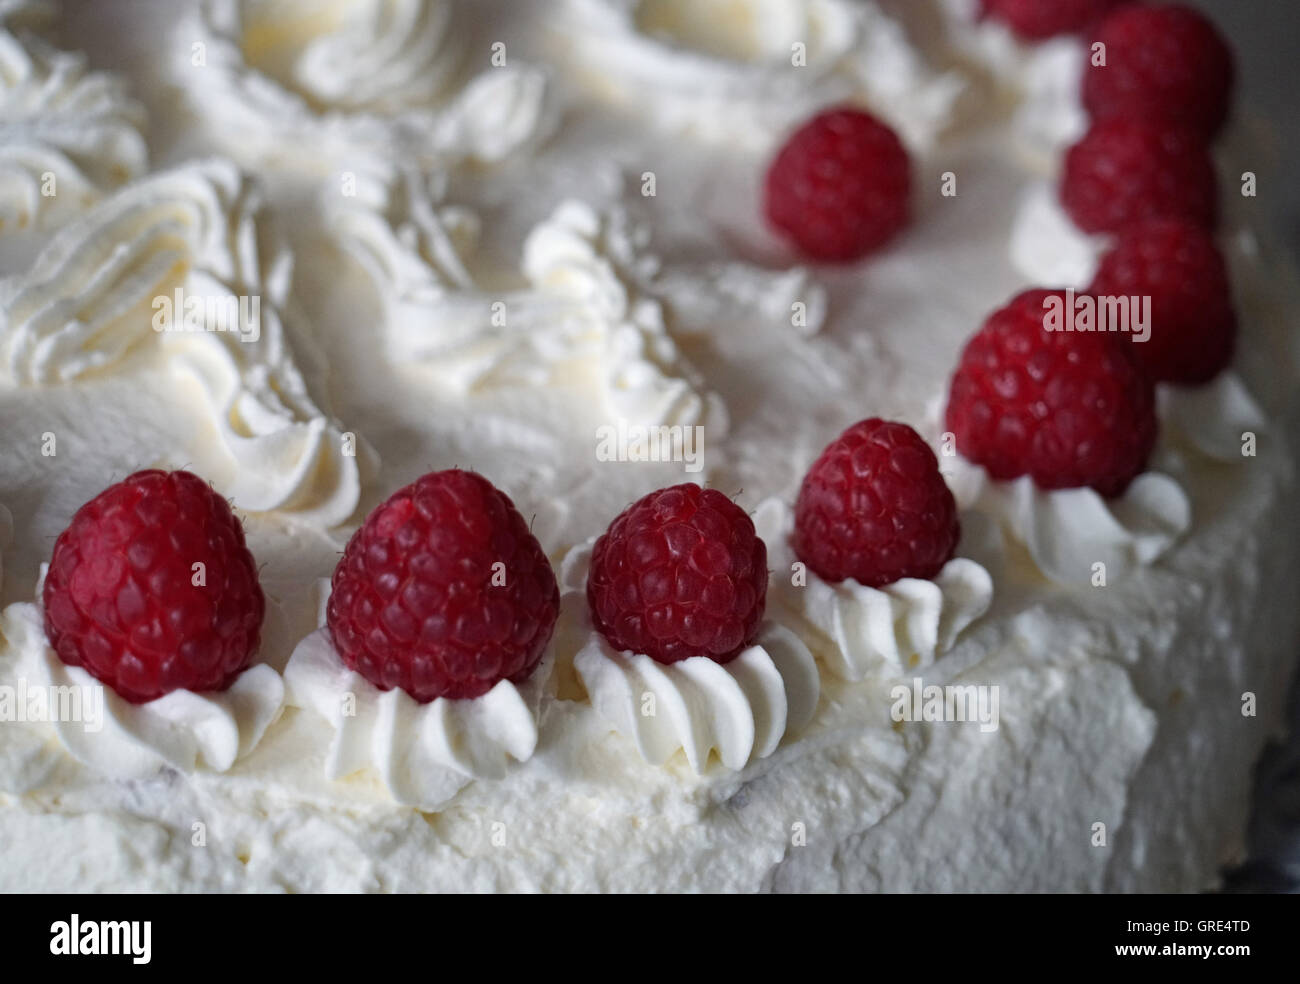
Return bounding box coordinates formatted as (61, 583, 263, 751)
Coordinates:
(1192, 0, 1300, 256)
(1190, 0, 1300, 891)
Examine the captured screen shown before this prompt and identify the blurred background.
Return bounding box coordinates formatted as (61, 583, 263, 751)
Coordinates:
(1192, 0, 1300, 258)
(1189, 0, 1300, 892)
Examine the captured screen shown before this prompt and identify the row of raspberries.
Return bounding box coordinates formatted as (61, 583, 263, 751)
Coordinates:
(767, 3, 1238, 494)
(43, 431, 959, 705)
(951, 3, 1238, 493)
(767, 5, 1234, 258)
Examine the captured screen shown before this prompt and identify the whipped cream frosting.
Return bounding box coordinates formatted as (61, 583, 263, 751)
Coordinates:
(753, 499, 992, 680)
(574, 619, 819, 773)
(179, 0, 551, 171)
(0, 592, 284, 790)
(656, 261, 827, 339)
(1009, 180, 1107, 288)
(925, 364, 1263, 587)
(0, 159, 369, 525)
(0, 20, 147, 231)
(914, 393, 1193, 586)
(283, 582, 551, 810)
(1159, 371, 1268, 463)
(520, 200, 729, 433)
(933, 0, 1090, 169)
(555, 0, 964, 153)
(559, 539, 819, 773)
(334, 182, 730, 436)
(1008, 39, 1089, 170)
(944, 455, 1191, 586)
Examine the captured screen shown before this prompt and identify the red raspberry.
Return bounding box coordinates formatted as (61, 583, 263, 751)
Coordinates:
(1083, 4, 1235, 138)
(1088, 217, 1236, 384)
(327, 470, 559, 702)
(1061, 118, 1217, 234)
(981, 0, 1132, 41)
(764, 107, 911, 262)
(42, 469, 265, 704)
(587, 484, 767, 665)
(944, 289, 1158, 496)
(793, 419, 960, 588)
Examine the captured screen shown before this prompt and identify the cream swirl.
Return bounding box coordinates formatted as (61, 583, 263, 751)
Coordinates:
(935, 0, 1089, 168)
(0, 159, 370, 526)
(944, 455, 1191, 586)
(0, 597, 285, 788)
(559, 538, 819, 773)
(753, 499, 992, 681)
(0, 24, 147, 232)
(1008, 181, 1107, 288)
(332, 180, 728, 437)
(328, 164, 480, 347)
(283, 583, 550, 811)
(519, 201, 727, 434)
(1010, 39, 1088, 170)
(180, 0, 550, 171)
(574, 620, 819, 773)
(1158, 372, 1268, 463)
(656, 262, 827, 339)
(556, 0, 964, 152)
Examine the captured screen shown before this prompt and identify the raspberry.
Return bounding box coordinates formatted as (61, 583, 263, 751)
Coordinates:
(981, 0, 1132, 41)
(1083, 4, 1235, 138)
(793, 419, 960, 588)
(1088, 217, 1236, 384)
(326, 470, 559, 702)
(586, 484, 767, 664)
(42, 469, 265, 704)
(764, 107, 911, 262)
(1061, 118, 1217, 234)
(944, 289, 1157, 496)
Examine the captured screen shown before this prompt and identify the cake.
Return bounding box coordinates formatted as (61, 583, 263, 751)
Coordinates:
(1, 0, 1297, 893)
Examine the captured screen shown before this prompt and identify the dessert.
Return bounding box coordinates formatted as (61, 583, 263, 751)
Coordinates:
(792, 418, 960, 587)
(325, 468, 560, 701)
(43, 469, 265, 703)
(0, 0, 1297, 893)
(764, 107, 913, 261)
(1085, 218, 1237, 384)
(945, 288, 1158, 496)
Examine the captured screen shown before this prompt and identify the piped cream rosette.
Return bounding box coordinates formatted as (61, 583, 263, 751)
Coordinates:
(559, 538, 819, 774)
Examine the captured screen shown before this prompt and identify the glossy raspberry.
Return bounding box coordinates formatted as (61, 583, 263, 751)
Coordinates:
(587, 484, 767, 665)
(764, 107, 912, 262)
(1061, 118, 1218, 234)
(1088, 217, 1236, 384)
(42, 469, 264, 704)
(944, 289, 1158, 496)
(981, 0, 1132, 40)
(793, 419, 960, 588)
(1083, 4, 1235, 137)
(326, 470, 559, 702)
